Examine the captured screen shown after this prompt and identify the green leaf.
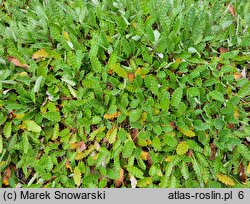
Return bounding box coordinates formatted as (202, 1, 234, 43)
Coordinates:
(164, 134, 177, 147)
(221, 50, 239, 59)
(171, 87, 183, 107)
(52, 123, 59, 140)
(160, 92, 170, 111)
(127, 166, 144, 179)
(209, 91, 224, 102)
(106, 127, 117, 144)
(152, 137, 162, 151)
(22, 132, 29, 154)
(89, 127, 106, 141)
(24, 120, 42, 133)
(187, 87, 200, 97)
(137, 177, 152, 187)
(129, 109, 142, 123)
(73, 167, 82, 186)
(33, 76, 44, 93)
(123, 140, 134, 158)
(192, 156, 203, 187)
(180, 161, 189, 180)
(113, 64, 127, 78)
(44, 112, 61, 122)
(169, 175, 179, 188)
(186, 140, 203, 152)
(3, 122, 12, 138)
(238, 82, 250, 98)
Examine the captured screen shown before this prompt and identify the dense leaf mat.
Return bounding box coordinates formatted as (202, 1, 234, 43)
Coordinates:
(0, 0, 250, 188)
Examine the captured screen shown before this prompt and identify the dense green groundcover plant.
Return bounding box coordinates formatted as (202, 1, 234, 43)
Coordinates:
(0, 0, 250, 188)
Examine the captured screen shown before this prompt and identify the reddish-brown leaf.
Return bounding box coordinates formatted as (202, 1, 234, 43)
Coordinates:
(219, 47, 229, 54)
(114, 168, 124, 187)
(169, 121, 176, 129)
(8, 56, 29, 68)
(226, 3, 237, 17)
(187, 149, 193, 157)
(127, 73, 135, 82)
(108, 69, 113, 75)
(227, 123, 235, 129)
(3, 167, 12, 186)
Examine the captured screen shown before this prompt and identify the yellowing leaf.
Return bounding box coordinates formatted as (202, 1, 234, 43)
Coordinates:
(75, 145, 95, 160)
(89, 127, 106, 141)
(63, 31, 70, 41)
(135, 68, 146, 78)
(217, 174, 235, 186)
(32, 49, 48, 60)
(3, 178, 9, 186)
(92, 153, 99, 160)
(165, 156, 174, 162)
(176, 141, 189, 155)
(73, 167, 81, 186)
(140, 151, 148, 160)
(234, 72, 242, 80)
(15, 113, 25, 119)
(65, 160, 72, 172)
(141, 112, 147, 122)
(104, 111, 121, 119)
(146, 139, 152, 145)
(247, 163, 250, 174)
(0, 161, 6, 168)
(112, 63, 127, 78)
(17, 72, 28, 76)
(106, 127, 117, 144)
(175, 58, 182, 63)
(0, 134, 2, 154)
(70, 141, 86, 152)
(178, 127, 196, 137)
(234, 107, 239, 119)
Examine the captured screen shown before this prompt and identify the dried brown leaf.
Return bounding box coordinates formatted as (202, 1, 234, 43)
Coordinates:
(130, 128, 139, 142)
(71, 141, 86, 152)
(114, 168, 124, 187)
(239, 162, 247, 184)
(210, 143, 216, 160)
